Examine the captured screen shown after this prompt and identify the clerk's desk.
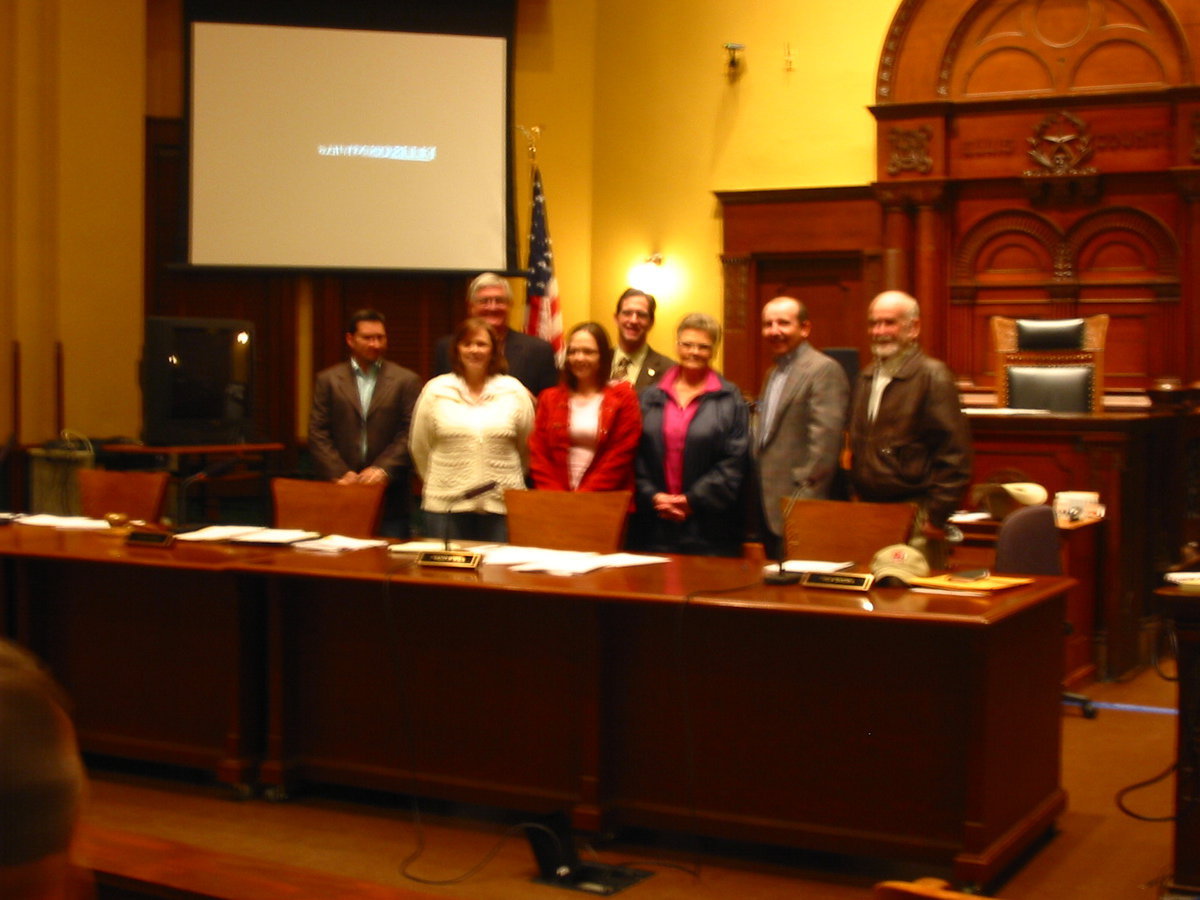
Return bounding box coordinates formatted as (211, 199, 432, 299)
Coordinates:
(952, 514, 1102, 688)
(0, 524, 1071, 890)
(966, 408, 1182, 680)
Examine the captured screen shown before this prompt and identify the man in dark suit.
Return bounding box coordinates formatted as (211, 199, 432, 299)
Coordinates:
(433, 273, 558, 399)
(308, 309, 421, 537)
(755, 296, 850, 559)
(610, 288, 673, 393)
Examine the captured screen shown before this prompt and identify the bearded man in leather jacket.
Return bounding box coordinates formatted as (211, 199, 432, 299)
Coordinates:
(848, 291, 971, 566)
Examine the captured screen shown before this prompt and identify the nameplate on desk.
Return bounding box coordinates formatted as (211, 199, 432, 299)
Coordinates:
(416, 550, 483, 569)
(125, 530, 175, 549)
(801, 572, 873, 591)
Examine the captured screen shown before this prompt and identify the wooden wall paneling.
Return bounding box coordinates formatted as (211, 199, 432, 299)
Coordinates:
(716, 188, 883, 398)
(720, 255, 755, 396)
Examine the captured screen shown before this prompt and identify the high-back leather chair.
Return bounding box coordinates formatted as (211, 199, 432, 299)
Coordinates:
(991, 314, 1108, 413)
(504, 490, 632, 552)
(783, 498, 916, 565)
(78, 469, 170, 524)
(271, 478, 385, 538)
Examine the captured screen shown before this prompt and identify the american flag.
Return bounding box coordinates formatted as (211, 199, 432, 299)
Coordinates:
(524, 165, 562, 358)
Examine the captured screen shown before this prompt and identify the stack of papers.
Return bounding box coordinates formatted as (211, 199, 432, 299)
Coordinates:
(175, 526, 320, 544)
(15, 514, 111, 531)
(474, 545, 668, 575)
(292, 535, 387, 553)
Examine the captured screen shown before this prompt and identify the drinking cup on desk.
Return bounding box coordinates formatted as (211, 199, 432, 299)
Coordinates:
(1054, 491, 1100, 524)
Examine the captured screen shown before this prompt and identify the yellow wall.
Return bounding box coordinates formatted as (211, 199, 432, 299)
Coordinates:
(509, 0, 896, 358)
(4, 0, 897, 443)
(1, 0, 144, 444)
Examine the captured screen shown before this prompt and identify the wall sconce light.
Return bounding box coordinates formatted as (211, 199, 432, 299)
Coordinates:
(724, 42, 745, 80)
(628, 254, 666, 296)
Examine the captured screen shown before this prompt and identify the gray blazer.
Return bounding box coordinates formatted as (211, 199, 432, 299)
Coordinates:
(754, 342, 850, 536)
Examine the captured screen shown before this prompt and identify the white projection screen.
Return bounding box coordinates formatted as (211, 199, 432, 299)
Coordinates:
(190, 22, 509, 271)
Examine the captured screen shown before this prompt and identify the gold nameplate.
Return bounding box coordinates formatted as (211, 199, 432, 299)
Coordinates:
(801, 572, 874, 591)
(416, 550, 483, 569)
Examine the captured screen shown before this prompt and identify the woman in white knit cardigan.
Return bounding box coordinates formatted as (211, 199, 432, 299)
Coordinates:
(410, 318, 535, 541)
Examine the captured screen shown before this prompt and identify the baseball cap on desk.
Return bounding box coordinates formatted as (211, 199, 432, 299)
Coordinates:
(871, 543, 930, 586)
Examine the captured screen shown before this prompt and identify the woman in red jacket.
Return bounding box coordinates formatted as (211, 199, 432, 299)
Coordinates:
(530, 322, 642, 492)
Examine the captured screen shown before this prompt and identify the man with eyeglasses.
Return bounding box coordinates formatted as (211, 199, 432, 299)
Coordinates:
(755, 296, 850, 558)
(610, 288, 673, 394)
(433, 273, 558, 399)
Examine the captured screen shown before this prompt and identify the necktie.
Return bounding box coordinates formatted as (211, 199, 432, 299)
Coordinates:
(613, 356, 631, 383)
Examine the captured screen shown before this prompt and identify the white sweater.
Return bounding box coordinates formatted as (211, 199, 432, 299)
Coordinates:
(410, 373, 535, 514)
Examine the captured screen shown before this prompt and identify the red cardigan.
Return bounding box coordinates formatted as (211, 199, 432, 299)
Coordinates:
(529, 382, 642, 492)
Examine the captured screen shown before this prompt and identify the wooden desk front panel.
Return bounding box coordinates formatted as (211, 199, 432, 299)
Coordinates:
(261, 574, 595, 813)
(601, 593, 1065, 884)
(13, 557, 262, 783)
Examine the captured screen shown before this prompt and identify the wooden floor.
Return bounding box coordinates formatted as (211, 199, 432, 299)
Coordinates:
(78, 663, 1181, 899)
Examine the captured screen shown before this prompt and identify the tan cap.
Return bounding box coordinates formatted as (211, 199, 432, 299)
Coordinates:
(871, 543, 930, 584)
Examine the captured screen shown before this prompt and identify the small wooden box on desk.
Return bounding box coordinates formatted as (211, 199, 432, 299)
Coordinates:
(953, 514, 1103, 688)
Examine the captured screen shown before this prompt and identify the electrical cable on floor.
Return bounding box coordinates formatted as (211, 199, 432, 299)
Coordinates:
(381, 560, 583, 888)
(1115, 759, 1177, 823)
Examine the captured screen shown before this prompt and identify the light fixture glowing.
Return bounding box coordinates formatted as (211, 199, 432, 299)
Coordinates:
(628, 254, 665, 295)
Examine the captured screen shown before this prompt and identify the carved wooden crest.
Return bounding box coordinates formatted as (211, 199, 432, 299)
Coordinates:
(1024, 111, 1097, 177)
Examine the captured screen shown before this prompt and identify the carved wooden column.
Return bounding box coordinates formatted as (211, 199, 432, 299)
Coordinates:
(872, 185, 912, 291)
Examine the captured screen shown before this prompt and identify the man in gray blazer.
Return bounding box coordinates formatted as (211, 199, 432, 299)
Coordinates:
(308, 309, 421, 537)
(755, 296, 850, 558)
(610, 288, 673, 393)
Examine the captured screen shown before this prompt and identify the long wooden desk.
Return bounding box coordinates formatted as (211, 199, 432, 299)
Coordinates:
(0, 525, 1070, 890)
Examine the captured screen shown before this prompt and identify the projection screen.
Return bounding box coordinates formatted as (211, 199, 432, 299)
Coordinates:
(190, 22, 509, 271)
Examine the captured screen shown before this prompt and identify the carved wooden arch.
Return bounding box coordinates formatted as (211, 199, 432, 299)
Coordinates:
(1064, 206, 1180, 278)
(876, 0, 1192, 104)
(953, 209, 1064, 281)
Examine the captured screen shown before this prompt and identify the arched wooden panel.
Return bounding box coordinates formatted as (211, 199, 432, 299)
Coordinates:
(876, 0, 1192, 104)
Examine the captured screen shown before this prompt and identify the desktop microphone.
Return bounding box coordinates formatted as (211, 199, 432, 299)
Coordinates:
(437, 481, 498, 549)
(763, 481, 811, 585)
(175, 457, 240, 529)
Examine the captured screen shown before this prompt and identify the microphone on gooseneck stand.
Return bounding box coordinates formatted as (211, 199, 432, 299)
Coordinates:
(763, 481, 810, 585)
(438, 480, 498, 549)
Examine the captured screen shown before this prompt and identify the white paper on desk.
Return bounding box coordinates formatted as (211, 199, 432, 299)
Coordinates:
(292, 534, 387, 553)
(229, 528, 321, 544)
(476, 544, 560, 566)
(595, 553, 669, 568)
(762, 559, 854, 575)
(388, 540, 463, 553)
(175, 525, 268, 542)
(508, 551, 670, 575)
(948, 511, 991, 523)
(16, 514, 111, 531)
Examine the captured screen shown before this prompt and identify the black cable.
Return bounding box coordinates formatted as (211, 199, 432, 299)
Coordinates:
(382, 560, 569, 887)
(1115, 759, 1176, 823)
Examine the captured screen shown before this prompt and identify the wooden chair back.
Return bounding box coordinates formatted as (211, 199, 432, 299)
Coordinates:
(783, 498, 916, 565)
(504, 490, 632, 552)
(78, 469, 170, 523)
(271, 478, 385, 538)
